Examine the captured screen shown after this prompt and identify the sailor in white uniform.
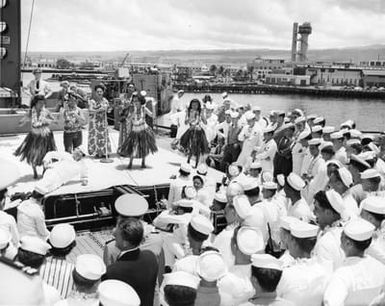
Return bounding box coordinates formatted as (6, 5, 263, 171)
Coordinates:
(322, 126, 335, 142)
(237, 111, 263, 166)
(277, 220, 331, 305)
(98, 279, 140, 306)
(254, 125, 277, 173)
(167, 163, 192, 209)
(331, 131, 348, 165)
(312, 190, 346, 270)
(277, 216, 298, 268)
(360, 196, 385, 265)
(292, 129, 311, 176)
(284, 173, 314, 222)
(323, 218, 385, 306)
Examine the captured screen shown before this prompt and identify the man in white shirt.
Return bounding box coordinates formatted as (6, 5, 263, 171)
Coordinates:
(237, 111, 263, 165)
(170, 90, 185, 114)
(313, 190, 346, 270)
(323, 218, 385, 306)
(331, 131, 348, 165)
(360, 196, 385, 265)
(254, 125, 277, 173)
(27, 68, 52, 102)
(277, 220, 331, 305)
(292, 129, 311, 176)
(284, 173, 314, 222)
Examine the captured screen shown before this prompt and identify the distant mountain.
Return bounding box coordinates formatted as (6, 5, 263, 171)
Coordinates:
(25, 44, 385, 66)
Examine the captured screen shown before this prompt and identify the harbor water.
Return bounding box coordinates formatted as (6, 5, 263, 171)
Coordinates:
(22, 73, 385, 132)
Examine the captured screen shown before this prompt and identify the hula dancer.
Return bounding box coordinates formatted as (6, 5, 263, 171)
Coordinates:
(119, 91, 157, 169)
(14, 95, 57, 179)
(179, 99, 209, 168)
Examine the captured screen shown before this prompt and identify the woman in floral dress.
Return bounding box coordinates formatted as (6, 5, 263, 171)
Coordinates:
(88, 84, 111, 158)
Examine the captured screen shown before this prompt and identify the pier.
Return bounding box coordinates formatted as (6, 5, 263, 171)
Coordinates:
(175, 84, 385, 99)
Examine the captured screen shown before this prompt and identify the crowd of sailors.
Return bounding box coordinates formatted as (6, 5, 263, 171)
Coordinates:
(0, 68, 385, 305)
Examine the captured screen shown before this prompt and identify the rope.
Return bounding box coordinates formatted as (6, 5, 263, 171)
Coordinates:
(23, 0, 36, 67)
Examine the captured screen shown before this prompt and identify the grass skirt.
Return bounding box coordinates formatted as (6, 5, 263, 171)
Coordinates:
(120, 127, 158, 158)
(180, 126, 209, 156)
(14, 130, 57, 166)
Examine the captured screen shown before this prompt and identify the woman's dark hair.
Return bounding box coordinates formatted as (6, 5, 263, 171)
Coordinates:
(187, 223, 209, 242)
(187, 99, 202, 116)
(72, 269, 99, 290)
(202, 95, 212, 103)
(138, 93, 147, 106)
(251, 266, 282, 292)
(17, 249, 46, 269)
(164, 285, 197, 306)
(314, 190, 339, 215)
(94, 84, 105, 92)
(30, 94, 45, 110)
(49, 241, 77, 257)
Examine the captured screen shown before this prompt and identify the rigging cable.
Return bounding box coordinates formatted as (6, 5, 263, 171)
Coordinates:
(23, 0, 36, 67)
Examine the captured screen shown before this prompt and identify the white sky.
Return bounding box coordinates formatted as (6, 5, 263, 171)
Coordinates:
(21, 0, 385, 52)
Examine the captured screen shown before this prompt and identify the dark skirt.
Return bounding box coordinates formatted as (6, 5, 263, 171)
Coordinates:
(120, 127, 158, 159)
(14, 131, 57, 166)
(180, 126, 210, 156)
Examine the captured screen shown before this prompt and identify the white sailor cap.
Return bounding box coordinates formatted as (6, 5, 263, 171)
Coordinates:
(361, 169, 380, 180)
(174, 199, 194, 209)
(228, 165, 240, 177)
(243, 207, 266, 228)
(262, 181, 277, 190)
(245, 111, 256, 121)
(340, 120, 354, 129)
(294, 116, 306, 124)
(293, 108, 304, 116)
(279, 216, 300, 231)
(49, 224, 76, 249)
(290, 221, 319, 238)
(277, 110, 285, 116)
(115, 194, 149, 217)
(269, 110, 277, 116)
(222, 92, 228, 98)
(226, 182, 244, 198)
(98, 280, 140, 306)
(75, 254, 106, 281)
(177, 90, 184, 94)
(225, 110, 232, 115)
(233, 195, 252, 219)
(184, 186, 197, 199)
(286, 173, 306, 191)
(308, 138, 322, 146)
(320, 141, 334, 151)
(280, 123, 294, 131)
(359, 151, 376, 162)
(230, 111, 239, 119)
(164, 271, 200, 290)
(263, 126, 275, 134)
(33, 183, 49, 196)
(196, 251, 227, 282)
(350, 154, 371, 170)
(214, 192, 227, 203)
(237, 227, 265, 255)
(0, 228, 11, 250)
(361, 134, 374, 141)
(205, 103, 215, 110)
(180, 163, 192, 174)
(20, 236, 51, 255)
(346, 139, 361, 147)
(340, 128, 350, 136)
(250, 161, 262, 170)
(311, 125, 323, 134)
(242, 178, 259, 191)
(251, 254, 283, 271)
(338, 167, 353, 187)
(343, 218, 375, 241)
(196, 164, 208, 176)
(322, 126, 335, 134)
(361, 196, 385, 215)
(331, 132, 344, 140)
(298, 130, 311, 141)
(276, 174, 285, 187)
(313, 117, 324, 125)
(252, 105, 261, 112)
(0, 159, 20, 190)
(368, 142, 380, 154)
(190, 214, 214, 236)
(261, 171, 274, 183)
(325, 190, 345, 215)
(349, 129, 362, 138)
(307, 114, 317, 120)
(325, 159, 342, 169)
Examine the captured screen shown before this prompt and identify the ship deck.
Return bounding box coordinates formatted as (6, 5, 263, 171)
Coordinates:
(1, 129, 223, 197)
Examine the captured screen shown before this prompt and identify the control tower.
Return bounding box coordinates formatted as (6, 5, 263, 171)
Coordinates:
(291, 22, 312, 62)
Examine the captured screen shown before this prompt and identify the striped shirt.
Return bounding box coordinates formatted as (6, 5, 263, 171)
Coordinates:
(40, 257, 74, 298)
